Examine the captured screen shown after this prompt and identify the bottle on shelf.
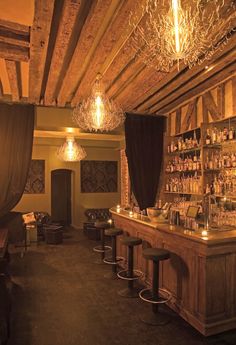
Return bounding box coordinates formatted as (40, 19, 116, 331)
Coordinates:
(205, 129, 211, 145)
(223, 127, 229, 141)
(165, 174, 201, 194)
(229, 126, 235, 140)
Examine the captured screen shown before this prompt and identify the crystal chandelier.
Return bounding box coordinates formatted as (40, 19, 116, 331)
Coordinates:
(129, 0, 236, 72)
(57, 137, 87, 162)
(72, 73, 125, 132)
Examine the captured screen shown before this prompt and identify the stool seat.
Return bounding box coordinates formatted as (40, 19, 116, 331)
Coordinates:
(105, 228, 123, 237)
(121, 236, 142, 246)
(143, 248, 170, 262)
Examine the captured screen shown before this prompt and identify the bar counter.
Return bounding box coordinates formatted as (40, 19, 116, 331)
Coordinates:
(110, 207, 236, 336)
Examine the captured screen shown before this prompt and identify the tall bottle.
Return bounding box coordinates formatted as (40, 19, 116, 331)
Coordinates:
(205, 129, 211, 145)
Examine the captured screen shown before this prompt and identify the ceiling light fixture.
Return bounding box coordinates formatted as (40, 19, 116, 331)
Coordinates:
(130, 0, 236, 72)
(57, 137, 86, 162)
(72, 73, 125, 132)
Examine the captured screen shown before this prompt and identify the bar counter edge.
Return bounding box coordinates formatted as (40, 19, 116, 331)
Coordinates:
(110, 207, 236, 336)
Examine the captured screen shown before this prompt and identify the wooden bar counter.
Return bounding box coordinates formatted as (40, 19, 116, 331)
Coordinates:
(110, 207, 236, 336)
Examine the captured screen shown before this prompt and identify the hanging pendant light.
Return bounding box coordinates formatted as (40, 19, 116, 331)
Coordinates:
(129, 0, 236, 72)
(56, 137, 86, 162)
(72, 73, 125, 132)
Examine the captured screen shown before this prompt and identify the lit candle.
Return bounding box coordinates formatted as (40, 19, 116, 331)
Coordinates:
(107, 219, 112, 226)
(116, 204, 121, 213)
(202, 230, 208, 236)
(129, 211, 133, 218)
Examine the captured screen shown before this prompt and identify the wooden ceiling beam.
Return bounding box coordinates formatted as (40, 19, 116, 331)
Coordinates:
(71, 0, 133, 106)
(0, 19, 30, 46)
(114, 67, 165, 111)
(44, 0, 84, 106)
(134, 32, 236, 114)
(0, 19, 30, 62)
(0, 42, 29, 61)
(134, 35, 236, 113)
(91, 1, 147, 94)
(150, 48, 236, 114)
(5, 60, 22, 101)
(57, 0, 115, 107)
(29, 0, 55, 104)
(158, 62, 236, 114)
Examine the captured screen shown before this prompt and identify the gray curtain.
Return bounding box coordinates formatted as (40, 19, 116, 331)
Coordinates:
(0, 103, 35, 218)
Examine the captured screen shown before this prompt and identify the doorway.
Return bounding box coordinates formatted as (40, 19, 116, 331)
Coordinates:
(51, 169, 72, 225)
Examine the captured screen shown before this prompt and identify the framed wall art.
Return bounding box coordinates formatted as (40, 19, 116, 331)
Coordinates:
(24, 160, 45, 194)
(81, 160, 118, 193)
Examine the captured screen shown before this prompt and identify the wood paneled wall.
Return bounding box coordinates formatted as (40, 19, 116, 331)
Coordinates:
(168, 73, 236, 135)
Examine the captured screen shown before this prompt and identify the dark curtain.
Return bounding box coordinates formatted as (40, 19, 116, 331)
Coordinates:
(125, 113, 166, 210)
(0, 103, 35, 218)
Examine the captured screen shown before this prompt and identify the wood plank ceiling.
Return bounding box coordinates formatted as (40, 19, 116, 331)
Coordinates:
(0, 0, 236, 116)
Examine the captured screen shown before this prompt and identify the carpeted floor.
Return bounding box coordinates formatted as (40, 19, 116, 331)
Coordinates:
(7, 228, 236, 345)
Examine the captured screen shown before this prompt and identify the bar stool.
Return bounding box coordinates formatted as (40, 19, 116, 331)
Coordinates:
(103, 228, 124, 279)
(117, 236, 143, 298)
(139, 247, 171, 325)
(93, 221, 111, 264)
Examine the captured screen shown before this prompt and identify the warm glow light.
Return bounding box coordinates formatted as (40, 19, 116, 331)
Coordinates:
(129, 0, 236, 71)
(129, 211, 133, 217)
(172, 0, 180, 54)
(201, 230, 208, 237)
(107, 219, 113, 225)
(72, 73, 125, 132)
(56, 137, 87, 162)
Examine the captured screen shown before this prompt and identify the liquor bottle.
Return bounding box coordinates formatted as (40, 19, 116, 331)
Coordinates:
(205, 129, 211, 145)
(178, 137, 183, 151)
(193, 130, 198, 148)
(212, 127, 217, 144)
(204, 153, 209, 170)
(223, 127, 228, 141)
(208, 153, 214, 170)
(229, 127, 235, 140)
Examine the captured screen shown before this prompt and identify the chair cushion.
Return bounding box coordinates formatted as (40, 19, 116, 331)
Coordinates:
(121, 236, 142, 246)
(143, 248, 170, 261)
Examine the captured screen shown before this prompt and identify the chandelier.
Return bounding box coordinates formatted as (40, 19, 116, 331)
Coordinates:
(129, 0, 236, 72)
(57, 137, 87, 162)
(72, 73, 125, 132)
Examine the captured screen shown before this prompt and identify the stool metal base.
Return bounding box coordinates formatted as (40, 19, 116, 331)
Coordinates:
(93, 245, 111, 253)
(103, 256, 124, 265)
(139, 288, 171, 325)
(139, 288, 171, 304)
(117, 269, 143, 281)
(118, 286, 142, 298)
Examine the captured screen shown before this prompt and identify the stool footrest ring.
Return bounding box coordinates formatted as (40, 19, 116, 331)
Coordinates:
(117, 269, 143, 281)
(103, 256, 124, 265)
(93, 245, 111, 253)
(139, 288, 171, 304)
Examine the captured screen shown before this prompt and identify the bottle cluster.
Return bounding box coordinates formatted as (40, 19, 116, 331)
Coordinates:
(206, 173, 236, 196)
(166, 155, 201, 173)
(204, 152, 236, 170)
(168, 135, 199, 153)
(165, 174, 201, 194)
(205, 126, 235, 145)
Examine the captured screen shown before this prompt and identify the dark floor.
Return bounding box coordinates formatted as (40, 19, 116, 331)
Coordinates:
(7, 228, 236, 345)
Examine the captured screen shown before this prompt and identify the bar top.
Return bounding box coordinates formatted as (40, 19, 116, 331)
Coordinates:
(110, 207, 236, 246)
